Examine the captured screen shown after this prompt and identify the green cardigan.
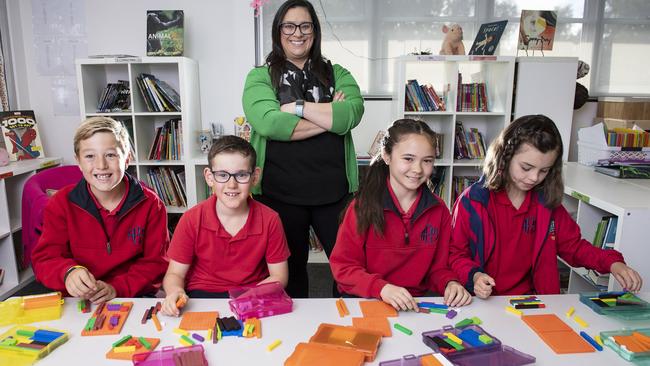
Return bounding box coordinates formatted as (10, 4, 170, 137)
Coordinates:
(242, 64, 365, 196)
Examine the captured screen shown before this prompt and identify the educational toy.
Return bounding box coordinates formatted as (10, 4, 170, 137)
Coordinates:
(352, 317, 391, 337)
(106, 335, 160, 360)
(309, 323, 382, 362)
(521, 314, 594, 354)
(600, 328, 650, 363)
(359, 301, 398, 318)
(228, 281, 293, 320)
(131, 345, 208, 366)
(579, 291, 650, 320)
(0, 325, 68, 366)
(379, 353, 447, 366)
(285, 342, 365, 366)
(0, 292, 64, 326)
(81, 301, 132, 336)
(178, 311, 219, 331)
(422, 324, 535, 365)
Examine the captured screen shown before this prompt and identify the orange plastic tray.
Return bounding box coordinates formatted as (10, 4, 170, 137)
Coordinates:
(81, 301, 132, 336)
(359, 301, 398, 318)
(285, 342, 365, 366)
(522, 314, 594, 354)
(309, 323, 382, 362)
(179, 311, 219, 330)
(352, 317, 392, 337)
(106, 337, 160, 360)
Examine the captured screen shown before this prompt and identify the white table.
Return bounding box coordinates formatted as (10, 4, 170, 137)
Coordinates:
(3, 294, 648, 365)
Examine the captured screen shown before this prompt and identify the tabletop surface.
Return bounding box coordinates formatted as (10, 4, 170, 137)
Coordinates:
(2, 293, 648, 365)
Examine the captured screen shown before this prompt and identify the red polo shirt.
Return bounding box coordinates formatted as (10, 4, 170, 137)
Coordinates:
(486, 189, 536, 295)
(167, 195, 290, 293)
(88, 178, 130, 243)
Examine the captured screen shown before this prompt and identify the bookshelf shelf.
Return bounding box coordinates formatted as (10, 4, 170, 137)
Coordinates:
(76, 57, 202, 215)
(561, 162, 650, 293)
(394, 55, 515, 206)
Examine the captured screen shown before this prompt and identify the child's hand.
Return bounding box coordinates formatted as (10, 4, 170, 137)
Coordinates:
(162, 291, 187, 317)
(89, 281, 116, 304)
(444, 281, 472, 307)
(610, 262, 643, 292)
(65, 267, 97, 298)
(380, 284, 418, 311)
(473, 272, 495, 299)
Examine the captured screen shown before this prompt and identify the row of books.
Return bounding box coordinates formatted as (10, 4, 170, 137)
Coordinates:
(148, 119, 183, 160)
(146, 167, 187, 207)
(118, 119, 136, 159)
(430, 166, 447, 199)
(592, 215, 617, 250)
(605, 129, 650, 148)
(96, 80, 130, 113)
(404, 80, 448, 112)
(454, 121, 487, 159)
(583, 270, 609, 290)
(135, 73, 182, 112)
(456, 74, 488, 112)
(452, 176, 479, 205)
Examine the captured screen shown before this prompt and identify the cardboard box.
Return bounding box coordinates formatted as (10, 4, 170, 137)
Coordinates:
(597, 97, 650, 120)
(594, 118, 650, 131)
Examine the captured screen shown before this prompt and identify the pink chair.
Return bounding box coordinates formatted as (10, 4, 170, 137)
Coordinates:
(21, 165, 82, 268)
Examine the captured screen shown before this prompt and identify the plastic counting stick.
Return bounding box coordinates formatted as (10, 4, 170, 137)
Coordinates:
(393, 323, 413, 335)
(573, 315, 589, 328)
(173, 328, 189, 336)
(505, 306, 522, 317)
(566, 306, 575, 317)
(580, 331, 603, 351)
(114, 346, 135, 353)
(267, 339, 282, 351)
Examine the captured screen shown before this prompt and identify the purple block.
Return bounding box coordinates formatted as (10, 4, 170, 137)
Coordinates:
(110, 315, 119, 326)
(106, 304, 121, 311)
(192, 333, 205, 342)
(446, 310, 458, 319)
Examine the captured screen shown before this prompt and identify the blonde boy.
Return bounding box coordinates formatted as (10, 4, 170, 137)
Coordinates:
(32, 117, 169, 303)
(162, 135, 289, 316)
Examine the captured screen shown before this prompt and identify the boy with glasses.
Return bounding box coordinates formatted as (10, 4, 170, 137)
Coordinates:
(161, 136, 290, 316)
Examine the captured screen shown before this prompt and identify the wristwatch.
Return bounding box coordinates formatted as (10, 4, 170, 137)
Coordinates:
(295, 99, 305, 118)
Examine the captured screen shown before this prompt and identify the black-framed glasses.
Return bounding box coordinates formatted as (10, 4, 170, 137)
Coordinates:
(280, 22, 314, 36)
(210, 170, 253, 184)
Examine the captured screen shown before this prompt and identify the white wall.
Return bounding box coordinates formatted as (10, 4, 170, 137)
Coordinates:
(351, 99, 392, 155)
(6, 0, 255, 164)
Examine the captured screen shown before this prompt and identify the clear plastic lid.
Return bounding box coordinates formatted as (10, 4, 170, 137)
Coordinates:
(579, 291, 650, 320)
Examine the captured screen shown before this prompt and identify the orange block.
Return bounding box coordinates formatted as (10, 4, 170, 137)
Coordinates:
(522, 314, 594, 354)
(352, 317, 391, 337)
(613, 335, 649, 353)
(359, 301, 398, 318)
(285, 342, 365, 366)
(420, 354, 443, 366)
(179, 311, 219, 330)
(105, 337, 160, 360)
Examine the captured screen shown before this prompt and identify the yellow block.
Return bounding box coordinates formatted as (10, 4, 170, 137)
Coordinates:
(573, 315, 589, 328)
(180, 338, 193, 347)
(505, 306, 522, 317)
(173, 328, 189, 336)
(267, 339, 281, 351)
(595, 335, 604, 346)
(114, 345, 136, 353)
(566, 307, 575, 318)
(443, 332, 463, 345)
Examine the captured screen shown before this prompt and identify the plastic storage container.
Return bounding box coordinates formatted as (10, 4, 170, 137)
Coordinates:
(379, 353, 444, 366)
(422, 324, 535, 366)
(600, 328, 650, 363)
(132, 345, 208, 366)
(579, 291, 650, 320)
(285, 342, 365, 366)
(228, 281, 293, 320)
(309, 323, 382, 362)
(577, 141, 650, 166)
(0, 325, 69, 366)
(0, 292, 63, 326)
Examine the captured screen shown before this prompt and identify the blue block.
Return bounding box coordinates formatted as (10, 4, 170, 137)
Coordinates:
(418, 302, 448, 309)
(458, 329, 484, 347)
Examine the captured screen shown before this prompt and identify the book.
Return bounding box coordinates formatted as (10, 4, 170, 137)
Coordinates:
(603, 216, 618, 249)
(518, 10, 557, 51)
(586, 269, 609, 288)
(0, 110, 44, 161)
(147, 10, 184, 56)
(0, 268, 4, 286)
(368, 130, 386, 158)
(469, 20, 508, 55)
(594, 163, 650, 179)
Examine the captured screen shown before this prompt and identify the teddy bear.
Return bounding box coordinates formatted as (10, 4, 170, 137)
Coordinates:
(439, 24, 466, 55)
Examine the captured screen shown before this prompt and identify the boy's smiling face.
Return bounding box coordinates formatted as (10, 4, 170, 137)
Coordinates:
(75, 131, 129, 198)
(205, 151, 260, 212)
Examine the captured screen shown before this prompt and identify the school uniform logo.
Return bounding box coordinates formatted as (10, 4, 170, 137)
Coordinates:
(549, 219, 556, 240)
(128, 226, 144, 245)
(523, 216, 536, 234)
(420, 224, 439, 244)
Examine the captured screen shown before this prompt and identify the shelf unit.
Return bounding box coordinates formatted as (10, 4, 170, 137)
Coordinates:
(394, 55, 515, 206)
(0, 157, 62, 300)
(560, 162, 650, 293)
(76, 57, 204, 214)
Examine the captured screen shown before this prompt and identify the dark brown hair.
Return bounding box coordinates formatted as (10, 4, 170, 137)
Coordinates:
(265, 0, 330, 88)
(354, 119, 437, 235)
(208, 135, 257, 170)
(482, 114, 564, 207)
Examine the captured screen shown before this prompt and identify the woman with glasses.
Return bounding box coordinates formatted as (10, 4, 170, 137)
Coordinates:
(243, 0, 364, 298)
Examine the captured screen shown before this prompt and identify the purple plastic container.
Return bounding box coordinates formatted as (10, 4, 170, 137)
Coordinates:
(379, 353, 434, 366)
(131, 345, 208, 366)
(421, 324, 535, 366)
(228, 281, 293, 320)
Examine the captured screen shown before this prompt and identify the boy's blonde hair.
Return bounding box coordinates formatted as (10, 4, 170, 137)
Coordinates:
(73, 117, 130, 157)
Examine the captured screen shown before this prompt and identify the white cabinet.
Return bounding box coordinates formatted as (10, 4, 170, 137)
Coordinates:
(0, 158, 62, 300)
(394, 55, 515, 206)
(560, 162, 650, 293)
(513, 57, 578, 162)
(76, 57, 208, 214)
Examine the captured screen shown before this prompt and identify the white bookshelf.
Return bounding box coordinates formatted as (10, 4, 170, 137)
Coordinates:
(560, 162, 650, 293)
(393, 55, 515, 206)
(0, 157, 62, 300)
(513, 57, 578, 162)
(75, 57, 204, 213)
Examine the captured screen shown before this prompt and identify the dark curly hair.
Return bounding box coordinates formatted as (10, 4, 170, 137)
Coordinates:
(482, 114, 564, 208)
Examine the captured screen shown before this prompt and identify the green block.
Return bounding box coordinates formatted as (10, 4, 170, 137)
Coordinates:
(444, 337, 465, 351)
(393, 323, 413, 336)
(112, 335, 132, 348)
(138, 336, 151, 350)
(454, 318, 473, 328)
(479, 334, 493, 344)
(16, 330, 34, 337)
(429, 308, 448, 314)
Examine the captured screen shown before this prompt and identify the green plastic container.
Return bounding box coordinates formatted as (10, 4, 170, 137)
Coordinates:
(579, 291, 650, 320)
